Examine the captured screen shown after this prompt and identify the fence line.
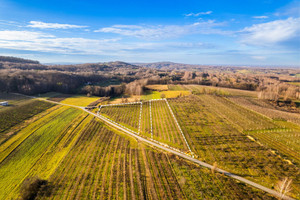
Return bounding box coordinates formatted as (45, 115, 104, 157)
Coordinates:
(164, 98, 192, 153)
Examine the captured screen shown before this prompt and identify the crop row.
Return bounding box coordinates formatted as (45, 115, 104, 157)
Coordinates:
(198, 95, 279, 131)
(99, 103, 140, 131)
(229, 96, 300, 125)
(99, 100, 189, 152)
(0, 107, 83, 199)
(168, 95, 300, 198)
(168, 154, 276, 200)
(32, 118, 276, 199)
(0, 100, 54, 135)
(246, 130, 300, 166)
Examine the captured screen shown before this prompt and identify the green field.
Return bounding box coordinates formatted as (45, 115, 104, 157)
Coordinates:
(182, 84, 258, 97)
(34, 119, 276, 199)
(0, 88, 299, 199)
(0, 105, 276, 199)
(60, 95, 101, 107)
(0, 93, 30, 111)
(169, 95, 300, 198)
(0, 99, 54, 144)
(141, 90, 190, 100)
(100, 103, 141, 132)
(0, 106, 85, 199)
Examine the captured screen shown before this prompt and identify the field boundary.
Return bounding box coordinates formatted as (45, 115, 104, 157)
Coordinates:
(164, 98, 192, 153)
(97, 101, 189, 155)
(97, 99, 192, 154)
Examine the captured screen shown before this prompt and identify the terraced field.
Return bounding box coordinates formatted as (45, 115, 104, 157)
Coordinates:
(169, 95, 300, 198)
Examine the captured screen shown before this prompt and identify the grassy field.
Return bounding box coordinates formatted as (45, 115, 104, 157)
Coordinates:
(141, 100, 189, 151)
(98, 100, 190, 151)
(0, 87, 298, 199)
(141, 90, 190, 100)
(0, 106, 85, 199)
(48, 93, 73, 102)
(145, 84, 168, 91)
(99, 103, 141, 132)
(0, 99, 54, 138)
(0, 93, 30, 111)
(29, 119, 275, 200)
(169, 95, 300, 198)
(60, 95, 101, 107)
(228, 96, 300, 125)
(181, 84, 258, 97)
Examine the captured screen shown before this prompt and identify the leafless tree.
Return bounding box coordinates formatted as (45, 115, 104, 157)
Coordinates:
(275, 177, 293, 200)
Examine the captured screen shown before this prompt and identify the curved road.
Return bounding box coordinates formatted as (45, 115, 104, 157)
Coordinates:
(11, 93, 295, 200)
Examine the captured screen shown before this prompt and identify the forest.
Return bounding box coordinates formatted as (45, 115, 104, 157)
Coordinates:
(0, 56, 299, 103)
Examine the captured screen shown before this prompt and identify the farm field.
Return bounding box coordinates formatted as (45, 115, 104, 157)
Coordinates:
(32, 118, 275, 200)
(141, 90, 190, 100)
(98, 99, 190, 152)
(168, 95, 300, 198)
(0, 93, 30, 111)
(141, 100, 189, 151)
(0, 102, 277, 199)
(181, 84, 258, 97)
(47, 93, 73, 102)
(0, 88, 299, 199)
(0, 106, 86, 199)
(0, 99, 54, 137)
(145, 84, 168, 91)
(60, 95, 101, 107)
(229, 96, 300, 125)
(99, 103, 141, 132)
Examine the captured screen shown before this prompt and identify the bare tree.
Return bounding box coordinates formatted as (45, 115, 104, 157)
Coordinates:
(275, 177, 293, 200)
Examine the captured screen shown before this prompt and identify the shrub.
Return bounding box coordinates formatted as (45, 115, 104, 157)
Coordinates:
(20, 177, 48, 200)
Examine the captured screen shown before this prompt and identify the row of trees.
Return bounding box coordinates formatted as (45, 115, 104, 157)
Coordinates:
(82, 79, 148, 97)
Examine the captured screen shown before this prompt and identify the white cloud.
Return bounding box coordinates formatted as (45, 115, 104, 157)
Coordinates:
(252, 16, 269, 19)
(95, 20, 228, 40)
(240, 17, 300, 48)
(0, 30, 213, 56)
(185, 11, 212, 17)
(27, 21, 87, 29)
(0, 30, 120, 54)
(0, 30, 54, 40)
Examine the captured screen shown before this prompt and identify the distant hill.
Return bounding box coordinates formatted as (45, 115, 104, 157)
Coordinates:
(0, 57, 141, 72)
(133, 61, 212, 70)
(0, 56, 40, 64)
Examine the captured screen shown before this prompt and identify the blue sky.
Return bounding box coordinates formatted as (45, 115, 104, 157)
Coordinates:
(0, 0, 299, 65)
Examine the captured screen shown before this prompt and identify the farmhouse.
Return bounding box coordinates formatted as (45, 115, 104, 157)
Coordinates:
(0, 101, 8, 106)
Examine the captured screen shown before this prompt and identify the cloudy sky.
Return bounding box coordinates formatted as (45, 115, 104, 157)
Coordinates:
(0, 0, 299, 65)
